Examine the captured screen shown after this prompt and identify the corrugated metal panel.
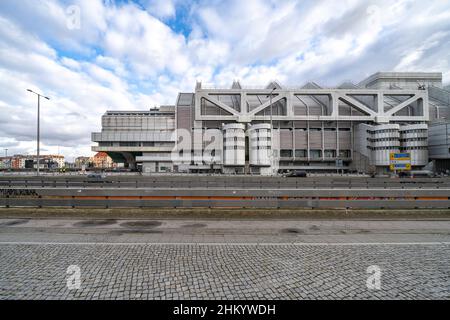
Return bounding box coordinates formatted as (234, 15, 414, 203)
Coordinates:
(294, 130, 307, 148)
(339, 131, 352, 149)
(309, 131, 322, 148)
(313, 95, 330, 109)
(308, 104, 323, 116)
(203, 120, 226, 128)
(293, 104, 307, 115)
(202, 98, 232, 116)
(393, 108, 410, 116)
(339, 105, 351, 116)
(293, 121, 307, 128)
(177, 106, 191, 130)
(324, 131, 337, 149)
(339, 102, 365, 116)
(205, 105, 221, 115)
(309, 121, 322, 128)
(280, 129, 293, 148)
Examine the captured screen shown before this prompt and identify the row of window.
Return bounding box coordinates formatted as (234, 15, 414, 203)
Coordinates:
(400, 146, 428, 150)
(306, 128, 351, 132)
(179, 150, 217, 157)
(367, 138, 399, 142)
(178, 150, 217, 156)
(99, 129, 172, 132)
(179, 149, 354, 158)
(367, 129, 398, 134)
(119, 142, 140, 147)
(368, 137, 428, 142)
(224, 146, 246, 150)
(250, 137, 271, 141)
(273, 128, 351, 132)
(369, 146, 401, 150)
(399, 138, 428, 142)
(367, 129, 428, 134)
(400, 129, 427, 134)
(226, 137, 245, 142)
(106, 112, 172, 116)
(280, 149, 351, 158)
(98, 142, 172, 147)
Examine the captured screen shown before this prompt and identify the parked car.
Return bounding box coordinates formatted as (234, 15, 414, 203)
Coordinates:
(285, 170, 307, 177)
(400, 170, 434, 178)
(86, 173, 105, 182)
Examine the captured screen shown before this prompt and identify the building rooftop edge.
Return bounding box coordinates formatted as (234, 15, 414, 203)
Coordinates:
(359, 72, 443, 87)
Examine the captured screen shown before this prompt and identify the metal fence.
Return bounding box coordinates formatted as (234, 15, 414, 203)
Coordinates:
(1, 176, 450, 189)
(1, 198, 450, 209)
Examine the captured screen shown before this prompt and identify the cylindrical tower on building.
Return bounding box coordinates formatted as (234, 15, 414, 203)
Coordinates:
(222, 123, 246, 167)
(248, 123, 272, 167)
(370, 124, 400, 166)
(399, 124, 428, 166)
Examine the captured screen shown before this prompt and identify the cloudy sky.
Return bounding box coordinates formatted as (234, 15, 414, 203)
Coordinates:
(0, 0, 449, 161)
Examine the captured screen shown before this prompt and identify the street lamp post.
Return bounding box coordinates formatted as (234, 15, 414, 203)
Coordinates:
(27, 89, 50, 176)
(269, 87, 276, 131)
(267, 88, 277, 175)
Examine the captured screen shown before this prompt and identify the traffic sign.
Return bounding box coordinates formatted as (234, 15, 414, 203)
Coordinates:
(390, 163, 411, 171)
(389, 152, 411, 171)
(390, 152, 410, 161)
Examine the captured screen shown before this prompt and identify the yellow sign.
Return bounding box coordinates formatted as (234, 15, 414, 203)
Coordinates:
(390, 152, 411, 161)
(390, 163, 411, 171)
(390, 152, 411, 171)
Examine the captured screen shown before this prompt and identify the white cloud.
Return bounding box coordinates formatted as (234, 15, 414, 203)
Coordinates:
(141, 0, 177, 19)
(102, 3, 190, 77)
(395, 31, 449, 71)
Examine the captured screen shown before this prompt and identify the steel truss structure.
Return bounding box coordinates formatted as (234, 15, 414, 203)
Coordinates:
(195, 87, 429, 124)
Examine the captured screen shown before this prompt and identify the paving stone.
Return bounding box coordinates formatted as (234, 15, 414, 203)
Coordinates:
(0, 244, 449, 299)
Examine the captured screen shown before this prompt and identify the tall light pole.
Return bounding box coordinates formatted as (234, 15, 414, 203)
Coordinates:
(27, 89, 50, 176)
(268, 87, 276, 131)
(267, 87, 277, 175)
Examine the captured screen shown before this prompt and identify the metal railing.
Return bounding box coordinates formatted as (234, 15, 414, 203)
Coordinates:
(1, 198, 449, 209)
(1, 177, 450, 189)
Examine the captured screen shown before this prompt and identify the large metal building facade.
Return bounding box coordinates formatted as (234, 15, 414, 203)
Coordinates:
(92, 72, 450, 175)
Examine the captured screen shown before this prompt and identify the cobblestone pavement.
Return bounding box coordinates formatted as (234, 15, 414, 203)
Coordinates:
(1, 217, 449, 299)
(0, 243, 449, 300)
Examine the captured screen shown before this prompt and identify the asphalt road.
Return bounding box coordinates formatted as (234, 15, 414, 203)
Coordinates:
(0, 216, 449, 299)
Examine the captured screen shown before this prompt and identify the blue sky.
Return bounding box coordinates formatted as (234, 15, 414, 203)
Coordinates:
(0, 0, 450, 161)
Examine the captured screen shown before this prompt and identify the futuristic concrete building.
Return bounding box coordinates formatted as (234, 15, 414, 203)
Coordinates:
(92, 72, 450, 175)
(92, 106, 176, 172)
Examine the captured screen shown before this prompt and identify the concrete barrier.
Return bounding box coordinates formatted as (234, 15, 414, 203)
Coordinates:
(1, 176, 449, 209)
(1, 187, 449, 197)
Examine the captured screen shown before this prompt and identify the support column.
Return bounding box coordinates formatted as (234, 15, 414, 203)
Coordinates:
(331, 92, 339, 117)
(321, 121, 325, 161)
(377, 92, 384, 115)
(336, 121, 339, 158)
(241, 92, 247, 114)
